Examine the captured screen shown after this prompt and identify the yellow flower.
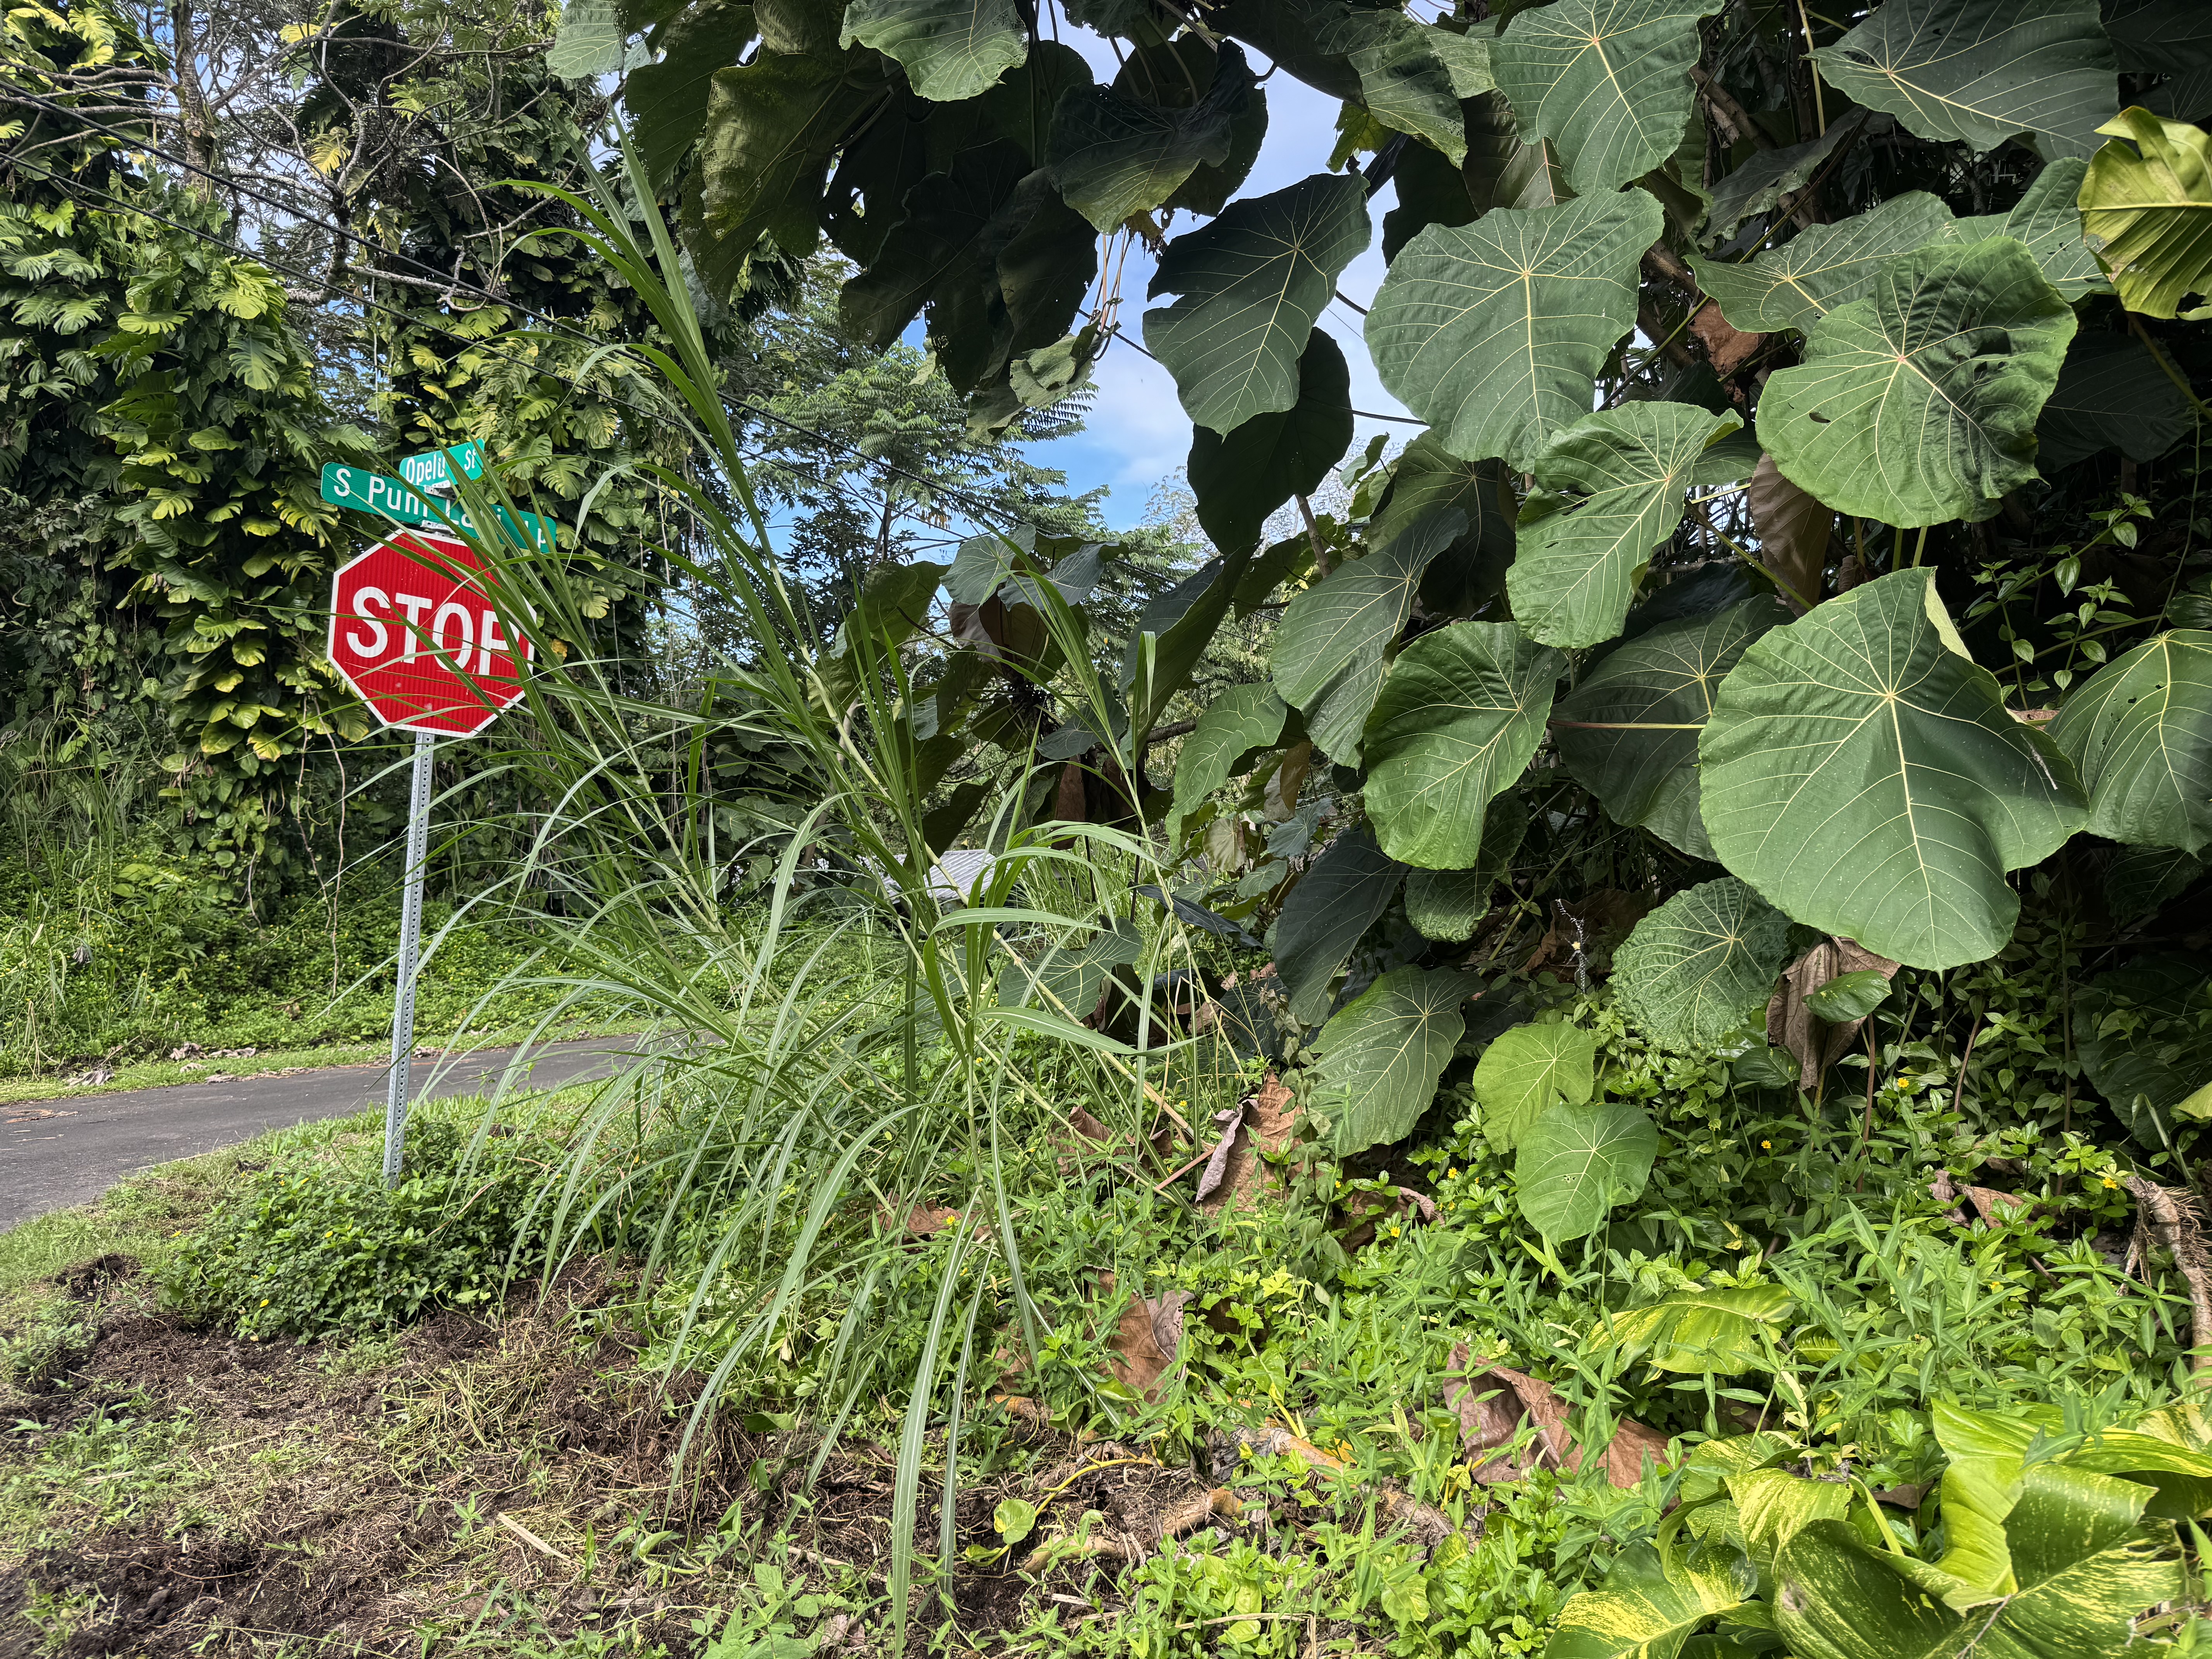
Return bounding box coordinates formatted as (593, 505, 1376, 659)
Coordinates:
(260, 1298, 270, 1307)
(1446, 1168, 1458, 1180)
(325, 1230, 333, 1238)
(2102, 1175, 2119, 1190)
(1760, 1140, 1772, 1150)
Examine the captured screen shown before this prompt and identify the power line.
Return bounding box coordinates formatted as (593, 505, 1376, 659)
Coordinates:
(0, 77, 1038, 527)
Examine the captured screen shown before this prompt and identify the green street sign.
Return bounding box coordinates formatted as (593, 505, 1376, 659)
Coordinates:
(397, 441, 486, 491)
(319, 463, 554, 550)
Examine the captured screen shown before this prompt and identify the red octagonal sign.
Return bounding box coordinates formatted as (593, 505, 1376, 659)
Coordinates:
(328, 532, 532, 736)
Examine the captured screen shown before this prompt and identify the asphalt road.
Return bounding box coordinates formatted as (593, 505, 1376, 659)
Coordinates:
(0, 1039, 637, 1231)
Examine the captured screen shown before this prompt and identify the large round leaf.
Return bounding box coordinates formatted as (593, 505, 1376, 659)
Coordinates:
(1554, 596, 1792, 859)
(626, 0, 758, 189)
(1756, 235, 2076, 527)
(1491, 0, 1723, 196)
(1808, 0, 2118, 161)
(2035, 333, 2195, 467)
(1315, 966, 1472, 1156)
(1508, 406, 1746, 649)
(1405, 796, 1526, 941)
(1691, 192, 1954, 335)
(1144, 172, 1371, 434)
(2050, 631, 2212, 853)
(1271, 825, 1406, 1025)
(1472, 1021, 1595, 1153)
(1367, 191, 1661, 472)
(1612, 878, 1792, 1053)
(1370, 433, 1518, 619)
(1270, 509, 1464, 764)
(1944, 156, 2108, 299)
(1046, 41, 1258, 232)
(1362, 622, 1564, 869)
(840, 0, 1028, 103)
(1188, 330, 1353, 555)
(2080, 108, 2212, 321)
(1515, 1099, 1658, 1243)
(1170, 684, 1290, 838)
(1698, 568, 2088, 970)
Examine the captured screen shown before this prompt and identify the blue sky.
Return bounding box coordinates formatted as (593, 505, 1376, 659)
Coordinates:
(1011, 45, 1420, 532)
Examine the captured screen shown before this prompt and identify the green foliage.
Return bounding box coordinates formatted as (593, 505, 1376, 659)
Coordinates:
(161, 1120, 549, 1341)
(1610, 879, 1791, 1053)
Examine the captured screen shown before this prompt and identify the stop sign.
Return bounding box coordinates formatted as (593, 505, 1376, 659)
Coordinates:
(328, 531, 532, 735)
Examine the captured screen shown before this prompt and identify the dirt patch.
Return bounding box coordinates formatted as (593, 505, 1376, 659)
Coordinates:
(53, 1255, 139, 1301)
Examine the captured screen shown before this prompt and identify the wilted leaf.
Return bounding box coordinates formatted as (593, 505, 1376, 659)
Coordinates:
(1108, 1288, 1192, 1402)
(1765, 939, 1902, 1092)
(2081, 108, 2212, 319)
(1746, 453, 1831, 613)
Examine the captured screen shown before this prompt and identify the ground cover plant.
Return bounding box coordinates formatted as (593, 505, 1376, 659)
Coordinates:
(7, 0, 2212, 1653)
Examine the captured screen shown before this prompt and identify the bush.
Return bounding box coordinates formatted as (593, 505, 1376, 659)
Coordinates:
(160, 1121, 551, 1341)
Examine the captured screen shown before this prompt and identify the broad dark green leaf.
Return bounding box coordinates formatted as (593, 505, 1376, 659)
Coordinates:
(1810, 0, 2119, 160)
(1691, 192, 1955, 335)
(1403, 798, 1524, 941)
(1144, 172, 1372, 434)
(1510, 406, 1745, 649)
(2078, 955, 2212, 1142)
(2103, 0, 2212, 73)
(1171, 683, 1289, 835)
(1382, 137, 1475, 262)
(1545, 1543, 1754, 1659)
(840, 0, 1028, 102)
(1699, 569, 2088, 970)
(1272, 825, 1406, 1024)
(1945, 157, 2109, 298)
(1554, 598, 1791, 860)
(628, 0, 757, 189)
(1516, 1099, 1658, 1242)
(998, 917, 1142, 1017)
(1369, 191, 1661, 471)
(1370, 434, 1518, 619)
(699, 52, 886, 252)
(1491, 0, 1724, 195)
(1757, 235, 2076, 526)
(838, 144, 1028, 376)
(1188, 330, 1353, 555)
(1362, 622, 1564, 869)
(1315, 966, 1471, 1156)
(1047, 41, 1257, 231)
(1322, 9, 1494, 165)
(1125, 548, 1256, 734)
(2105, 845, 2206, 919)
(2035, 333, 2195, 467)
(1705, 112, 1862, 233)
(1805, 968, 1891, 1022)
(1270, 509, 1464, 764)
(1473, 1021, 1596, 1153)
(2051, 631, 2212, 854)
(1612, 878, 1792, 1052)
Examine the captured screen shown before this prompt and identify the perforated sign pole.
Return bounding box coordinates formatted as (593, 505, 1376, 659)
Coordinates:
(326, 527, 533, 1185)
(385, 729, 435, 1185)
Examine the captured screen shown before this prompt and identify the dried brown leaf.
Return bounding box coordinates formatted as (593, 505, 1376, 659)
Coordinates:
(1765, 939, 1900, 1093)
(1201, 1073, 1301, 1214)
(1444, 1342, 1669, 1489)
(1691, 302, 1765, 376)
(1747, 452, 1832, 614)
(1109, 1290, 1191, 1402)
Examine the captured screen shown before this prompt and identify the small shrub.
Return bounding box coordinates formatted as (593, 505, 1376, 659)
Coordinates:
(160, 1121, 551, 1341)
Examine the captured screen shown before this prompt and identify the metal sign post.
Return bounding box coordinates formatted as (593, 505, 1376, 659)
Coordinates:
(326, 476, 539, 1187)
(383, 728, 436, 1184)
